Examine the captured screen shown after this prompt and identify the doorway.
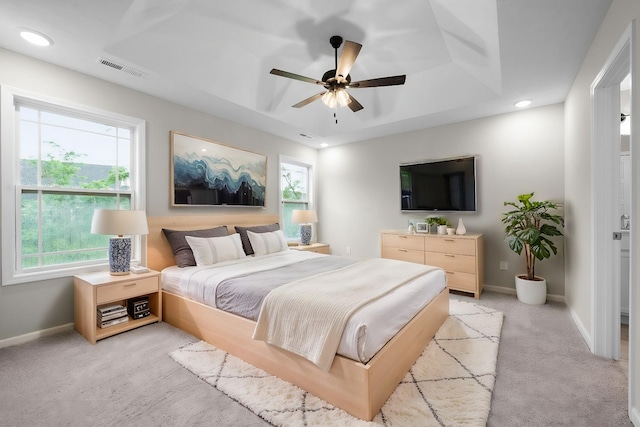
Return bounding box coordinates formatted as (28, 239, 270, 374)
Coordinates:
(591, 22, 636, 422)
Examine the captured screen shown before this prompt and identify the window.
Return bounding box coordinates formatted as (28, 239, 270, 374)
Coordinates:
(1, 87, 145, 284)
(280, 158, 313, 241)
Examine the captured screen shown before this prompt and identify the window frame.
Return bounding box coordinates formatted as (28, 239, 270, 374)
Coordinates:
(1, 86, 146, 285)
(279, 155, 315, 243)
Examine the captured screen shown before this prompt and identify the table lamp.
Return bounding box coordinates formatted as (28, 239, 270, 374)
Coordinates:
(91, 209, 149, 275)
(291, 209, 317, 246)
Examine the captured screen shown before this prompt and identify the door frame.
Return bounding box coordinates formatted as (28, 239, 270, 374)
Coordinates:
(590, 21, 637, 423)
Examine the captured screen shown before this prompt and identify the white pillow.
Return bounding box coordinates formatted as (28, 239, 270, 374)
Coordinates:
(184, 233, 245, 266)
(247, 230, 289, 256)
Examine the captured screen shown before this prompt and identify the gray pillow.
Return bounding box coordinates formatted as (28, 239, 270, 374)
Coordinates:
(162, 226, 228, 267)
(235, 223, 280, 255)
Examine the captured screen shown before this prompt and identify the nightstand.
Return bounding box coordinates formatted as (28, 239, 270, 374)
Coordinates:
(289, 242, 331, 254)
(74, 270, 162, 344)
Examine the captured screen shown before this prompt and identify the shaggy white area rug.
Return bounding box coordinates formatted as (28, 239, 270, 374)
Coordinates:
(170, 299, 503, 426)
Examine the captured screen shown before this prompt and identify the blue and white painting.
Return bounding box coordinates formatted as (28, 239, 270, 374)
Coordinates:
(171, 131, 266, 207)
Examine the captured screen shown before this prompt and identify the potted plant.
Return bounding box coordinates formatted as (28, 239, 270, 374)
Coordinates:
(426, 216, 451, 235)
(501, 192, 564, 304)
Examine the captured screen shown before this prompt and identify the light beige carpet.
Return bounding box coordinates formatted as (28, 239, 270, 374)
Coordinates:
(170, 299, 503, 426)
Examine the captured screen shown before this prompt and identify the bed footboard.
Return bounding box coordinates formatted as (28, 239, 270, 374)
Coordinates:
(162, 287, 449, 420)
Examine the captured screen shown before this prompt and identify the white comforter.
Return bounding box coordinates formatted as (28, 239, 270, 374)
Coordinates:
(161, 250, 446, 363)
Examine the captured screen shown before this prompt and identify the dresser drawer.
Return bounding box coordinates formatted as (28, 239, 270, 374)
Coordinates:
(445, 271, 477, 292)
(425, 252, 476, 274)
(424, 236, 476, 255)
(382, 247, 425, 264)
(382, 233, 424, 251)
(96, 277, 159, 304)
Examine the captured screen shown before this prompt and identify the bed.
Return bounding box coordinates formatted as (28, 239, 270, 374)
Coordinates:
(147, 214, 449, 421)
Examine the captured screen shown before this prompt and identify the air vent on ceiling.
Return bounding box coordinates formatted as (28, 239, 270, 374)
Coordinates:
(97, 57, 146, 78)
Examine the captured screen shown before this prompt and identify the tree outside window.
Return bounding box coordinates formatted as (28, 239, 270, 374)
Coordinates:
(281, 162, 311, 240)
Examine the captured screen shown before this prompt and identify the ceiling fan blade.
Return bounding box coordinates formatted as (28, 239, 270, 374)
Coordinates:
(335, 41, 362, 83)
(270, 69, 325, 85)
(292, 92, 326, 108)
(349, 75, 406, 88)
(347, 93, 364, 112)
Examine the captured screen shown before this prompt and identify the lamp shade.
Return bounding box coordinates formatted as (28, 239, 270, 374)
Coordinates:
(91, 209, 149, 236)
(291, 209, 318, 224)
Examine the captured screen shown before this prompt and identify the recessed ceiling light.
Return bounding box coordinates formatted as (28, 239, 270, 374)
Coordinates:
(515, 99, 532, 108)
(19, 30, 53, 47)
(320, 143, 329, 148)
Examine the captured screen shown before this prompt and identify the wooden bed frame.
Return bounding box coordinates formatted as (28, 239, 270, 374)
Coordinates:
(147, 214, 449, 421)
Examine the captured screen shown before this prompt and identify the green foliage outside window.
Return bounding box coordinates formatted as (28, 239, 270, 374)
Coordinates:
(20, 141, 131, 270)
(281, 164, 309, 239)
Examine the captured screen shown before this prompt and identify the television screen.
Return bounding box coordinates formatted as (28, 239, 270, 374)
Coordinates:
(400, 156, 477, 212)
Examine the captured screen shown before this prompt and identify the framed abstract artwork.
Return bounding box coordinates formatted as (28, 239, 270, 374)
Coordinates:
(170, 131, 267, 207)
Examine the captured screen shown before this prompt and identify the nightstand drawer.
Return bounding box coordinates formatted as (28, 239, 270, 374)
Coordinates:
(382, 233, 424, 251)
(424, 236, 476, 255)
(97, 277, 158, 304)
(425, 252, 476, 274)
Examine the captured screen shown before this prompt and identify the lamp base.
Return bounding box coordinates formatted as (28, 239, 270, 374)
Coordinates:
(108, 236, 131, 275)
(299, 224, 312, 246)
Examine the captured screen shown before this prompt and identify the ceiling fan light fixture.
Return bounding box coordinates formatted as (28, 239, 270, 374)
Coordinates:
(335, 88, 351, 107)
(322, 90, 337, 108)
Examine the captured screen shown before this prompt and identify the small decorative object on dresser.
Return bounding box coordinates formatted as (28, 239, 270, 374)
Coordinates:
(291, 209, 318, 245)
(456, 218, 467, 235)
(415, 222, 429, 233)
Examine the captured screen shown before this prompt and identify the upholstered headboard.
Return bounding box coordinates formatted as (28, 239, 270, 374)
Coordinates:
(146, 214, 280, 272)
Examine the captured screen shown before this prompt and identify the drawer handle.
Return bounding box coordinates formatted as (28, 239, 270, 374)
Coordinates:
(124, 282, 137, 287)
(444, 239, 455, 242)
(445, 254, 455, 258)
(399, 236, 408, 239)
(399, 249, 408, 252)
(446, 271, 455, 274)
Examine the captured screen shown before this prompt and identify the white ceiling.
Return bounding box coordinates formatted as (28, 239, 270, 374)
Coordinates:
(0, 0, 612, 148)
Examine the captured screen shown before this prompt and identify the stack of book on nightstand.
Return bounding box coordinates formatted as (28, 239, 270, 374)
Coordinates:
(97, 304, 129, 328)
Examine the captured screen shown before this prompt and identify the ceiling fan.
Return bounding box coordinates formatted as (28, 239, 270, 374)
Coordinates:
(270, 35, 406, 113)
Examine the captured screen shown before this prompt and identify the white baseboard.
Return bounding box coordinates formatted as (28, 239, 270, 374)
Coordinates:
(0, 322, 74, 349)
(631, 406, 639, 426)
(483, 285, 516, 296)
(568, 306, 593, 352)
(483, 285, 566, 303)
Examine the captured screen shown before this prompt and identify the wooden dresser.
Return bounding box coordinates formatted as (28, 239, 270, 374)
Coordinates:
(381, 230, 484, 298)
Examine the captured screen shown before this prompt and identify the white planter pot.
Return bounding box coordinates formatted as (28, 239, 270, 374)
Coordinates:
(515, 275, 547, 305)
(437, 225, 447, 235)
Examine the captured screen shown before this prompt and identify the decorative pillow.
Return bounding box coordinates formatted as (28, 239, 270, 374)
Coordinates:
(184, 233, 245, 266)
(162, 226, 228, 267)
(247, 230, 289, 256)
(234, 223, 280, 255)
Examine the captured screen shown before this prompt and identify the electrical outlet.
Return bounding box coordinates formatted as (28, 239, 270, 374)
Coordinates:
(500, 261, 508, 270)
(346, 247, 351, 255)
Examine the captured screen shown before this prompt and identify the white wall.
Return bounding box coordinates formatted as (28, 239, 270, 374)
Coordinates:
(563, 0, 640, 420)
(318, 104, 565, 295)
(0, 48, 317, 341)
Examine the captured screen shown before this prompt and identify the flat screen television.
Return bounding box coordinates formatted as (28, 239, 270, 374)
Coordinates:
(400, 156, 477, 212)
